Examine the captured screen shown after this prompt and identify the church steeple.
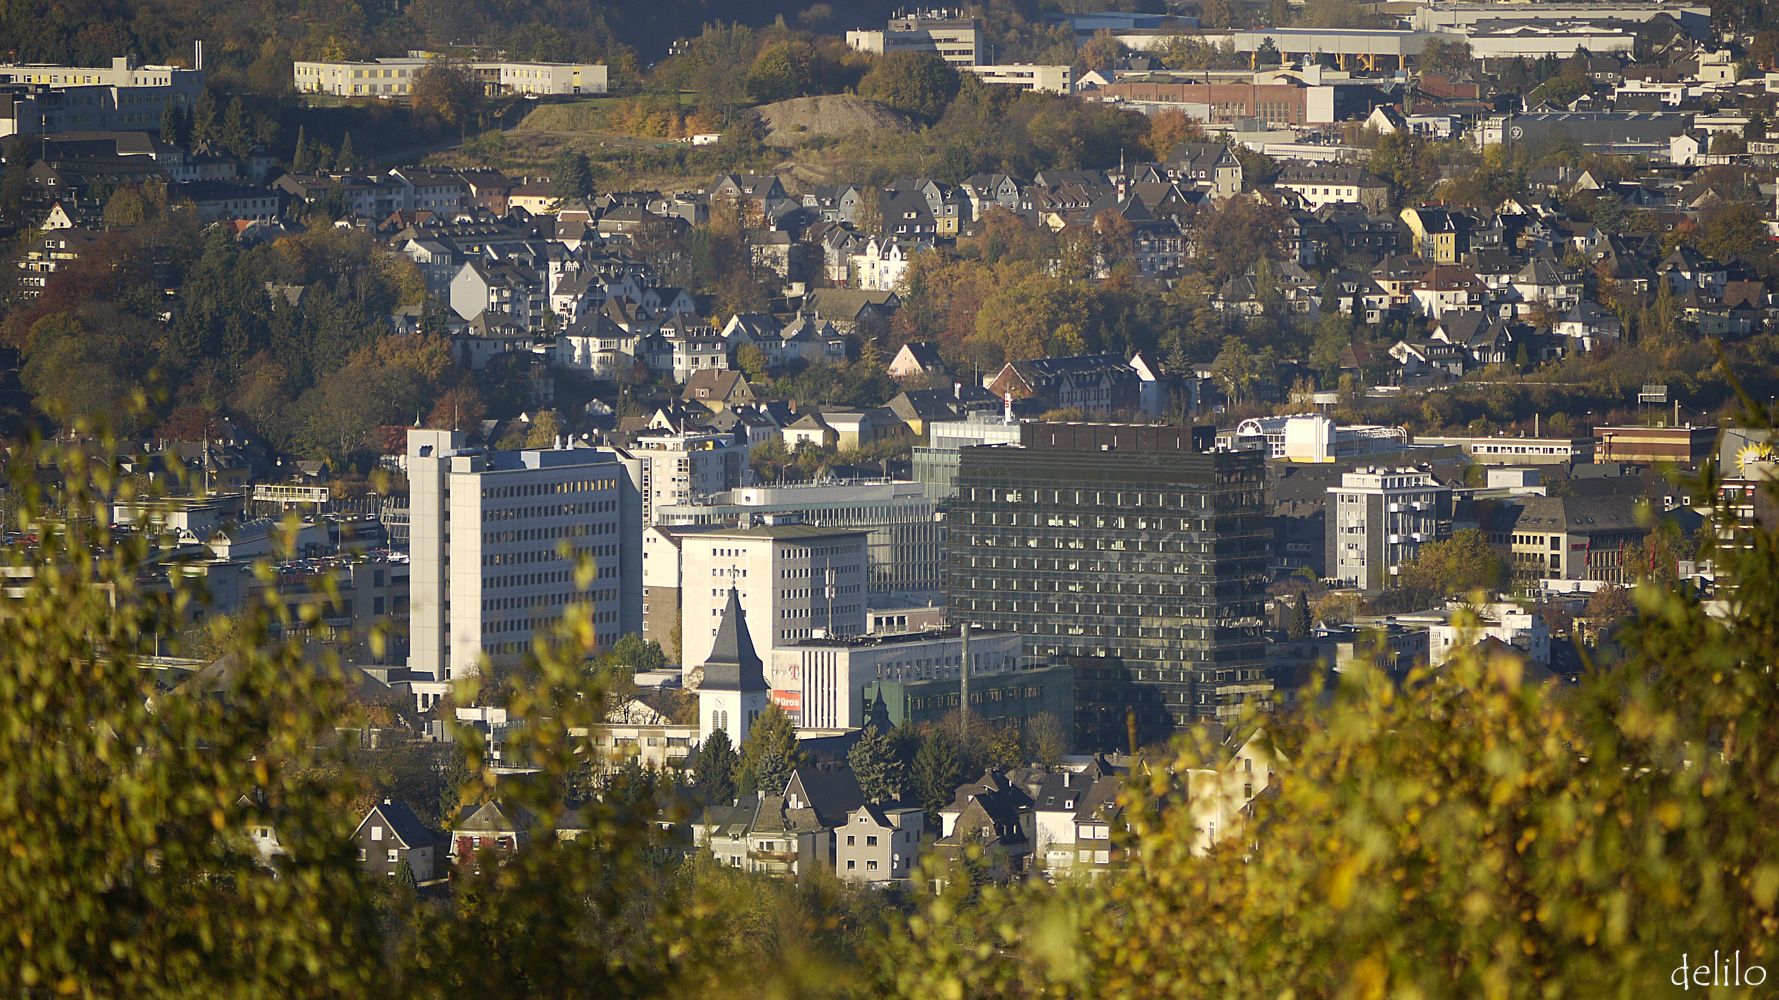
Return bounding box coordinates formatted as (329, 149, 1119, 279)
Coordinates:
(699, 587, 772, 750)
(701, 587, 766, 692)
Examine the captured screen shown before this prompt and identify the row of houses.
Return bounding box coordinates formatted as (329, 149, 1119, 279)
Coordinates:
(320, 722, 1274, 888)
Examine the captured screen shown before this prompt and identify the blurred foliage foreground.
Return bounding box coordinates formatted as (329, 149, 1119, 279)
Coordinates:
(5, 420, 1779, 1000)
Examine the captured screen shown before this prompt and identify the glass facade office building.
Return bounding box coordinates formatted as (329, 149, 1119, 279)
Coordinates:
(947, 424, 1270, 749)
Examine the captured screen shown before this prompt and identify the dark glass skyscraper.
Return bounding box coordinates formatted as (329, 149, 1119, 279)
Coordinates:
(947, 423, 1270, 750)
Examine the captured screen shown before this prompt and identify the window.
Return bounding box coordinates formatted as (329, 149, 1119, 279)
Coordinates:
(847, 835, 855, 846)
(866, 835, 878, 847)
(866, 860, 878, 871)
(358, 848, 366, 861)
(847, 859, 856, 870)
(371, 826, 382, 841)
(386, 849, 399, 863)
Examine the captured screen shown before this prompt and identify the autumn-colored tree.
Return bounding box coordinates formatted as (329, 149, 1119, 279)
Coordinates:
(1195, 197, 1287, 279)
(859, 51, 960, 121)
(853, 187, 883, 237)
(1396, 528, 1505, 602)
(426, 385, 487, 432)
(1082, 29, 1124, 71)
(410, 63, 482, 137)
(1369, 129, 1439, 207)
(1143, 108, 1196, 161)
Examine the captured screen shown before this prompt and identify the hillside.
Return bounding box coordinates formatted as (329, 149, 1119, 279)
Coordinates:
(753, 95, 916, 148)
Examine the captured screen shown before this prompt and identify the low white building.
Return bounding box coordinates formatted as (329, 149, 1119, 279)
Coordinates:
(294, 57, 607, 97)
(1412, 606, 1552, 668)
(968, 64, 1073, 94)
(767, 626, 1022, 728)
(1227, 414, 1408, 463)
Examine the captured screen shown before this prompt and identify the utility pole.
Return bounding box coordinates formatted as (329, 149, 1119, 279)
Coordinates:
(958, 620, 970, 739)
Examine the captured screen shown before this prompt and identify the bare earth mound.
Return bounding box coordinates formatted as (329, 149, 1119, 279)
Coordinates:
(753, 95, 915, 147)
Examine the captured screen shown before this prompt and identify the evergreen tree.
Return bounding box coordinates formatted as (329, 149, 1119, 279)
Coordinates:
(336, 132, 360, 171)
(847, 725, 907, 803)
(738, 704, 805, 796)
(394, 858, 417, 892)
(912, 730, 966, 822)
(693, 730, 739, 804)
(438, 747, 471, 825)
(751, 746, 792, 799)
(291, 125, 314, 174)
(167, 227, 270, 369)
(1289, 591, 1312, 640)
(221, 97, 252, 160)
(551, 149, 593, 200)
(160, 101, 183, 146)
(190, 88, 219, 144)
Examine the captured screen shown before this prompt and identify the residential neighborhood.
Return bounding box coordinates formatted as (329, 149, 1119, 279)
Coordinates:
(7, 0, 1779, 992)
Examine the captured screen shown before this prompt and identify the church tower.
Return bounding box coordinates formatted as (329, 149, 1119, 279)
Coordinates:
(698, 587, 770, 749)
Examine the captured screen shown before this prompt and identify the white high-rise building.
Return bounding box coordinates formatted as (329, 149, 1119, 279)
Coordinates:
(625, 426, 750, 525)
(656, 480, 943, 602)
(1326, 467, 1453, 593)
(406, 430, 642, 703)
(679, 524, 869, 674)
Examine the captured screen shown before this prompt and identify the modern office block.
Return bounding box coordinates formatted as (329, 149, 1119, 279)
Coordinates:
(406, 430, 642, 700)
(657, 480, 942, 602)
(679, 523, 869, 671)
(947, 423, 1270, 748)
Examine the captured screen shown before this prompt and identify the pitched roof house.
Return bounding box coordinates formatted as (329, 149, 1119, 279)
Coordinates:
(354, 798, 442, 882)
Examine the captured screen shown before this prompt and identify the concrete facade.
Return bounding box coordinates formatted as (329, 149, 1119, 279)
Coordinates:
(679, 524, 869, 673)
(405, 430, 642, 696)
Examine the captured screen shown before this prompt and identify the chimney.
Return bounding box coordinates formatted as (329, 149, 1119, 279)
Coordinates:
(954, 381, 962, 399)
(1003, 392, 1013, 425)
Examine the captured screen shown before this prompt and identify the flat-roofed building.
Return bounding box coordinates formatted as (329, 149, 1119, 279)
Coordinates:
(1326, 467, 1454, 593)
(1592, 424, 1718, 468)
(294, 57, 607, 97)
(847, 13, 983, 67)
(1411, 435, 1595, 466)
(948, 422, 1269, 748)
(968, 64, 1073, 94)
(0, 56, 204, 137)
(405, 430, 643, 700)
(679, 524, 869, 671)
(769, 626, 1022, 728)
(656, 480, 943, 603)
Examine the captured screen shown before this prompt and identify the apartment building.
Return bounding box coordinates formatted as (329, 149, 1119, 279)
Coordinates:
(847, 12, 983, 67)
(405, 430, 643, 703)
(678, 524, 868, 670)
(1325, 467, 1454, 593)
(624, 426, 750, 525)
(293, 57, 607, 97)
(967, 64, 1073, 94)
(1273, 164, 1391, 212)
